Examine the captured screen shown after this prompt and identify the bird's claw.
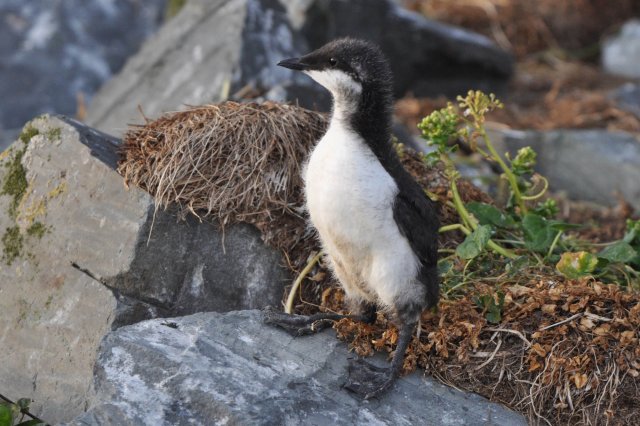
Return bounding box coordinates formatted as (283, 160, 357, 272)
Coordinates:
(262, 306, 333, 336)
(344, 358, 396, 400)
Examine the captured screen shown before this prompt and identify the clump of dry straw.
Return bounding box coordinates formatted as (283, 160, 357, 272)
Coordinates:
(120, 101, 325, 224)
(119, 101, 328, 270)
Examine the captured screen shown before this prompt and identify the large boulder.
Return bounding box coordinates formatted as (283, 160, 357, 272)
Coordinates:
(85, 0, 513, 138)
(489, 128, 640, 210)
(0, 116, 289, 423)
(0, 0, 167, 150)
(65, 310, 527, 426)
(611, 83, 640, 119)
(85, 0, 324, 137)
(299, 0, 514, 98)
(602, 19, 640, 79)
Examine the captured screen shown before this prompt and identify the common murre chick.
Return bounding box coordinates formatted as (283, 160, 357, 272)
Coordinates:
(266, 38, 440, 399)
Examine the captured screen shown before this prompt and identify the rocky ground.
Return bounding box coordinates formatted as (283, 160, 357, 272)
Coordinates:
(1, 0, 639, 425)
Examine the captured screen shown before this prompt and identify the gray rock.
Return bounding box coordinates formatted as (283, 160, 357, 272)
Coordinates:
(300, 0, 514, 98)
(86, 0, 514, 138)
(0, 0, 166, 130)
(611, 83, 640, 118)
(86, 0, 322, 137)
(0, 116, 143, 422)
(0, 116, 289, 423)
(602, 19, 640, 78)
(66, 310, 527, 426)
(489, 128, 640, 210)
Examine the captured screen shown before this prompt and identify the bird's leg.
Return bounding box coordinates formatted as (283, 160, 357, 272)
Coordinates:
(344, 319, 415, 399)
(263, 302, 377, 337)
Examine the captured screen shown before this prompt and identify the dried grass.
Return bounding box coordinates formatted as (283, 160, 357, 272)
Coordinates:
(403, 0, 640, 58)
(328, 275, 640, 425)
(119, 102, 325, 273)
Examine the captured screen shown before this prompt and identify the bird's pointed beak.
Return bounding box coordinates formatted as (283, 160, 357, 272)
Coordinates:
(277, 57, 308, 71)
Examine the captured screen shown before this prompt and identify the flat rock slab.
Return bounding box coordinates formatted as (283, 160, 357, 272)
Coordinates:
(67, 310, 527, 426)
(86, 0, 317, 137)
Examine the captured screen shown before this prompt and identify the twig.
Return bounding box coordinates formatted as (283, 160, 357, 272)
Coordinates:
(539, 312, 582, 331)
(584, 312, 613, 322)
(484, 327, 532, 348)
(285, 251, 323, 314)
(475, 338, 503, 371)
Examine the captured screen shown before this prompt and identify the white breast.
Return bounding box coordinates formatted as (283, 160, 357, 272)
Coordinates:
(304, 120, 421, 310)
(305, 121, 396, 240)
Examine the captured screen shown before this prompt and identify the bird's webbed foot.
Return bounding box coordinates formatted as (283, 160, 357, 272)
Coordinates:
(263, 306, 343, 336)
(344, 320, 416, 399)
(344, 358, 396, 399)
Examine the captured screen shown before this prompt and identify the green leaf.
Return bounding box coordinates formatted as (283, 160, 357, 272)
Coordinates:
(624, 219, 640, 244)
(548, 220, 582, 231)
(466, 202, 514, 228)
(437, 259, 454, 276)
(16, 398, 31, 412)
(473, 292, 505, 324)
(598, 241, 638, 263)
(522, 213, 555, 252)
(630, 244, 640, 268)
(456, 225, 492, 259)
(556, 252, 598, 279)
(0, 404, 13, 426)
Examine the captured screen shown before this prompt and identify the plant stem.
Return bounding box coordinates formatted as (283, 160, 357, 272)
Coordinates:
(521, 175, 549, 201)
(450, 177, 476, 230)
(439, 223, 518, 259)
(487, 239, 518, 259)
(480, 129, 527, 214)
(439, 223, 471, 234)
(285, 251, 323, 314)
(545, 230, 563, 260)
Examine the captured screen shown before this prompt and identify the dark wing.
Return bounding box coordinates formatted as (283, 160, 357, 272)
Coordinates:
(392, 175, 440, 307)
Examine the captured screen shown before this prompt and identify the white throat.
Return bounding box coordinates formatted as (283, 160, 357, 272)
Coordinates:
(305, 69, 362, 122)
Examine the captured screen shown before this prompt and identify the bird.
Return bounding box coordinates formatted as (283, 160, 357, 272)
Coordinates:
(265, 38, 440, 399)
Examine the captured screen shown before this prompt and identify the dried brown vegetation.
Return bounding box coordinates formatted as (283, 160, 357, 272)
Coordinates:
(396, 60, 640, 135)
(396, 1, 640, 136)
(120, 102, 325, 274)
(403, 0, 640, 58)
(120, 102, 640, 425)
(328, 275, 640, 425)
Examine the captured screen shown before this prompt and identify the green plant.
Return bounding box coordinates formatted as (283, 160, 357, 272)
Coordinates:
(418, 90, 639, 316)
(0, 398, 44, 426)
(419, 91, 555, 261)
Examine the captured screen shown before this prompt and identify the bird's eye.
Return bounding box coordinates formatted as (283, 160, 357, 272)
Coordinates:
(329, 58, 338, 67)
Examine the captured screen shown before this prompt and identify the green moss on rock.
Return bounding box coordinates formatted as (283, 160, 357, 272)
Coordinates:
(19, 125, 39, 144)
(47, 128, 61, 141)
(1, 149, 28, 218)
(26, 222, 48, 238)
(2, 226, 23, 264)
(165, 0, 187, 20)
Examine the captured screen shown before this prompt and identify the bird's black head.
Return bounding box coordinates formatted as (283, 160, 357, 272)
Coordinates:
(278, 38, 392, 102)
